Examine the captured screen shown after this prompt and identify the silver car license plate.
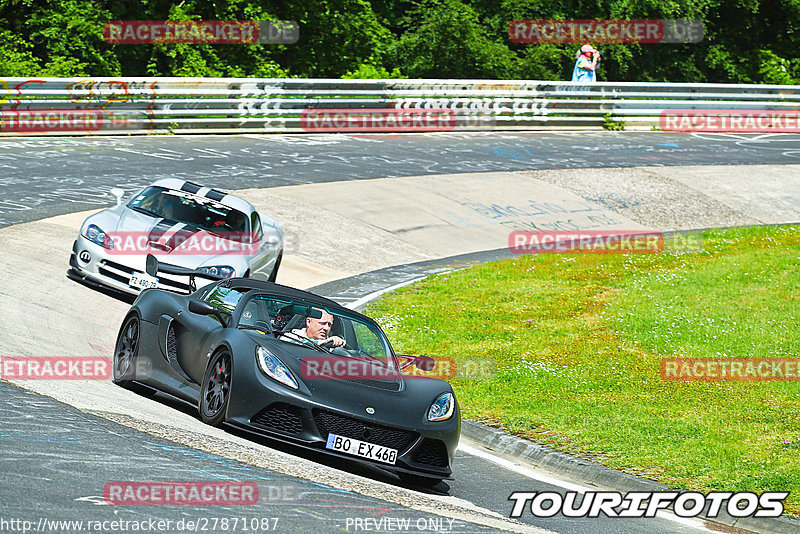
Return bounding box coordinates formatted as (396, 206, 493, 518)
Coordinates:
(130, 272, 158, 290)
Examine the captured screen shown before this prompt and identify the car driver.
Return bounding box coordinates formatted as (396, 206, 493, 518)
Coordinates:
(291, 308, 346, 347)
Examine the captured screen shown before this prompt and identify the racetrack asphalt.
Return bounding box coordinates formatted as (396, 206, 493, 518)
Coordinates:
(3, 130, 800, 228)
(0, 380, 507, 533)
(1, 132, 799, 533)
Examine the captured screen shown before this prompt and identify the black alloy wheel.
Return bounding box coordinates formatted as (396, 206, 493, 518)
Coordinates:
(200, 350, 232, 426)
(113, 315, 140, 386)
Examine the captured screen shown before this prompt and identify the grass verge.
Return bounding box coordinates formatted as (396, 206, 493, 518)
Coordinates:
(366, 225, 800, 514)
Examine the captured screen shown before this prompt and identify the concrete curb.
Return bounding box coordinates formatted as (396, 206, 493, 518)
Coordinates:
(461, 421, 667, 493)
(462, 420, 800, 533)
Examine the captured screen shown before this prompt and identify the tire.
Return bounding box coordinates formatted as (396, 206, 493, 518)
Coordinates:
(113, 315, 140, 387)
(268, 251, 282, 283)
(200, 349, 232, 426)
(398, 473, 443, 488)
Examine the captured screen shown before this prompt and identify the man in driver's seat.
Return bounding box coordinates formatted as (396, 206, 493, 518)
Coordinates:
(291, 308, 346, 348)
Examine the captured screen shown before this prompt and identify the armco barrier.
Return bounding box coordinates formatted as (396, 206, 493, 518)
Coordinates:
(1, 77, 799, 135)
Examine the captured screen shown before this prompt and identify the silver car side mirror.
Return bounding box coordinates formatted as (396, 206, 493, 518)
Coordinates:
(110, 188, 125, 206)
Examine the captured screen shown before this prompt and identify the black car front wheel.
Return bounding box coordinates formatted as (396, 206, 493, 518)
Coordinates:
(113, 315, 140, 387)
(200, 350, 232, 426)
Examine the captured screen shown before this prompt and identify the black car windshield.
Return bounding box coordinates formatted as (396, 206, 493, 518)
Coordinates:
(128, 186, 249, 233)
(237, 294, 396, 369)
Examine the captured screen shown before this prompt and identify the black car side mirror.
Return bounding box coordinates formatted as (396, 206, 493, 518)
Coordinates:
(398, 354, 436, 372)
(189, 299, 228, 326)
(415, 355, 436, 372)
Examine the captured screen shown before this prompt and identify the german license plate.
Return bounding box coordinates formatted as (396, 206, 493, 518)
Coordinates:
(325, 433, 398, 465)
(130, 272, 158, 290)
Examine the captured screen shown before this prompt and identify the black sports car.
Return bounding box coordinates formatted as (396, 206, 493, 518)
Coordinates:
(113, 256, 460, 485)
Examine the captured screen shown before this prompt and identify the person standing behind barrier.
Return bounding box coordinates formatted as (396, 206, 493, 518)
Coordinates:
(571, 44, 600, 82)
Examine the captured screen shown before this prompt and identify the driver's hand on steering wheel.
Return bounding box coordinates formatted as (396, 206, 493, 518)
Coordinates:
(320, 335, 346, 348)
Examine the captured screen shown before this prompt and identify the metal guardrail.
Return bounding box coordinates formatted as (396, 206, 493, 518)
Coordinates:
(1, 77, 799, 135)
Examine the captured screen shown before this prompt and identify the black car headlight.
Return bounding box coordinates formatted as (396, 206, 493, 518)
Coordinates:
(82, 224, 114, 249)
(428, 392, 455, 422)
(256, 346, 298, 389)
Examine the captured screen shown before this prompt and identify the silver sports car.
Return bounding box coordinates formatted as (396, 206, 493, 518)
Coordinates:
(68, 179, 283, 295)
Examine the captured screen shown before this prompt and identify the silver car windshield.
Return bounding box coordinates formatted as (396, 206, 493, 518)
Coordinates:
(128, 186, 249, 233)
(238, 294, 396, 368)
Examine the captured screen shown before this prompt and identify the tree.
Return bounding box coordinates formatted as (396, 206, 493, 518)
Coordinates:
(388, 0, 519, 79)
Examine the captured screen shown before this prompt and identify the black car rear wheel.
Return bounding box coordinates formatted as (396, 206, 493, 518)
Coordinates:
(113, 315, 140, 387)
(200, 350, 232, 426)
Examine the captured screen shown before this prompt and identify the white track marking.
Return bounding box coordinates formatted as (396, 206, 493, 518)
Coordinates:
(345, 276, 426, 309)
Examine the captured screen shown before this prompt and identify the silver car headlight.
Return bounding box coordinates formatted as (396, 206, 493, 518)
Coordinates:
(256, 346, 298, 389)
(199, 265, 235, 278)
(82, 224, 114, 249)
(428, 392, 455, 422)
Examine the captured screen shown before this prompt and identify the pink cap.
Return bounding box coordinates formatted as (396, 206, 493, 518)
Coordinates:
(580, 44, 597, 54)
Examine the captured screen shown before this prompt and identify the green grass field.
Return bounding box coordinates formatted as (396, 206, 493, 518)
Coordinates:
(366, 225, 800, 514)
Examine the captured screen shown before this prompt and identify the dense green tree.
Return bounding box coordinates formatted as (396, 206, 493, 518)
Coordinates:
(0, 0, 799, 83)
(386, 0, 519, 78)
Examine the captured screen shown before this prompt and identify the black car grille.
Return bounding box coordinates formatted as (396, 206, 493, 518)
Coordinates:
(347, 377, 401, 391)
(166, 325, 178, 362)
(250, 403, 303, 435)
(98, 266, 129, 284)
(312, 409, 418, 451)
(101, 259, 141, 277)
(411, 438, 449, 468)
(99, 260, 193, 292)
(313, 365, 401, 391)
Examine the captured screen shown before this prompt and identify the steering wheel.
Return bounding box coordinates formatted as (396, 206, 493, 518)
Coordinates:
(254, 320, 272, 332)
